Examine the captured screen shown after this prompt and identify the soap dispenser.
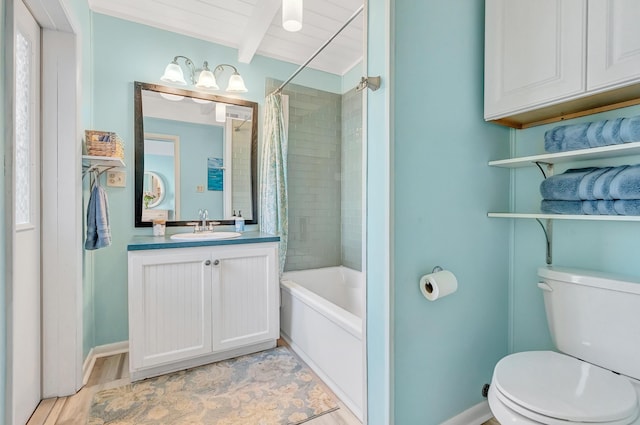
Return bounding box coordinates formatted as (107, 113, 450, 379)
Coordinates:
(235, 210, 245, 232)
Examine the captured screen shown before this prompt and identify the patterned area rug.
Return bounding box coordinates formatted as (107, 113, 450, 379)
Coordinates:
(88, 347, 339, 425)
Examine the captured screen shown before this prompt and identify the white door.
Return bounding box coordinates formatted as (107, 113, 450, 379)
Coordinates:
(484, 0, 586, 119)
(12, 1, 42, 424)
(587, 0, 640, 91)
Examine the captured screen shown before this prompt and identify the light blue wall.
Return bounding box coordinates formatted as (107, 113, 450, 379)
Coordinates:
(88, 12, 343, 347)
(365, 0, 392, 422)
(391, 1, 511, 423)
(342, 61, 363, 94)
(511, 104, 640, 353)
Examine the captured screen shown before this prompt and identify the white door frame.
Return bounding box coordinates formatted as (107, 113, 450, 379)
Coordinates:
(5, 2, 82, 421)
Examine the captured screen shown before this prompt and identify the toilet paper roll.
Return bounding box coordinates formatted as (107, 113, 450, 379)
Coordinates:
(419, 270, 458, 301)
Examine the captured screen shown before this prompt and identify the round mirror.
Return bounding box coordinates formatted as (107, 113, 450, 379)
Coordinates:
(143, 171, 165, 209)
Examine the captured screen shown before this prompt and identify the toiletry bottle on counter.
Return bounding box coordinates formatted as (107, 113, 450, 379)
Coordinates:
(235, 211, 245, 232)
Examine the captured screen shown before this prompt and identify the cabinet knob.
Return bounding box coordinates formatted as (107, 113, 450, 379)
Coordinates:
(213, 259, 220, 266)
(205, 260, 211, 266)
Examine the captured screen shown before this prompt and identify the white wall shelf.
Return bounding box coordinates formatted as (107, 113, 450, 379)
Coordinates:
(488, 212, 640, 222)
(489, 141, 640, 168)
(82, 155, 125, 178)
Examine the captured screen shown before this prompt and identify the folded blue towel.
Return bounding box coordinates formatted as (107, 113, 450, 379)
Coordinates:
(544, 123, 590, 153)
(613, 200, 640, 215)
(597, 200, 617, 215)
(540, 168, 598, 201)
(582, 200, 599, 215)
(540, 200, 584, 215)
(85, 179, 112, 250)
(619, 116, 640, 143)
(544, 115, 640, 153)
(593, 166, 628, 200)
(578, 167, 611, 200)
(608, 164, 640, 200)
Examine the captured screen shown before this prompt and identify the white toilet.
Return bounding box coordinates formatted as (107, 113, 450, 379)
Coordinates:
(488, 266, 640, 425)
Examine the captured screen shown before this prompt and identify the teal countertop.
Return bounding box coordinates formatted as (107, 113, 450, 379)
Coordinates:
(127, 231, 280, 251)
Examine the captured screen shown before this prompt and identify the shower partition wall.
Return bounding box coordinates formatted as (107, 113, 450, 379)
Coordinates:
(265, 79, 363, 272)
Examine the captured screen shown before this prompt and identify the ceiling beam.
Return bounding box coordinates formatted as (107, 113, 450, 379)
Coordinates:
(237, 0, 282, 64)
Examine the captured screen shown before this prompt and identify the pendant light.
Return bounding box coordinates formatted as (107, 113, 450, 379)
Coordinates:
(282, 0, 303, 32)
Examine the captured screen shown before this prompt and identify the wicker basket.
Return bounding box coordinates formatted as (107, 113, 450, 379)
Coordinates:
(85, 130, 125, 159)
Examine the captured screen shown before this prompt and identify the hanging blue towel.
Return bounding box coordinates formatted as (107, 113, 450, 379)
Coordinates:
(613, 200, 640, 215)
(593, 166, 629, 200)
(540, 200, 584, 215)
(608, 164, 640, 200)
(85, 178, 112, 250)
(578, 167, 611, 200)
(540, 168, 598, 201)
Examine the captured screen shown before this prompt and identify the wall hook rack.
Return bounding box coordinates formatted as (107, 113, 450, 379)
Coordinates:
(82, 155, 125, 179)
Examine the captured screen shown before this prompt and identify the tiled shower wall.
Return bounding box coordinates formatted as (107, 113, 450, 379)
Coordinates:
(266, 79, 362, 272)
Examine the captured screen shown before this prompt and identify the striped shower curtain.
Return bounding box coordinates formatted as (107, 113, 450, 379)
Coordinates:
(259, 93, 289, 273)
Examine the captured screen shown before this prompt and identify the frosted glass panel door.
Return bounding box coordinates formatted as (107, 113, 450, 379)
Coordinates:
(12, 1, 41, 424)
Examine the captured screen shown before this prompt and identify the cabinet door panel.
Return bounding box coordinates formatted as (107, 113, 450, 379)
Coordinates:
(212, 246, 278, 350)
(587, 0, 640, 91)
(485, 0, 586, 119)
(129, 251, 212, 369)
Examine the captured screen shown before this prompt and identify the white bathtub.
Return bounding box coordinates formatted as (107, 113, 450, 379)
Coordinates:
(280, 266, 364, 420)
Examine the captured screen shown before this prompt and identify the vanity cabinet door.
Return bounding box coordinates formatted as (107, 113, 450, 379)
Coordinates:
(211, 244, 279, 351)
(484, 0, 586, 120)
(128, 249, 213, 370)
(587, 0, 640, 91)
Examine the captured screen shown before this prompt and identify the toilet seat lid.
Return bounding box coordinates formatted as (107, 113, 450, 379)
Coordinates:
(494, 351, 638, 423)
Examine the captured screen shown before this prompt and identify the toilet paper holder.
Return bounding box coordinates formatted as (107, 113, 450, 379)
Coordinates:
(423, 266, 444, 295)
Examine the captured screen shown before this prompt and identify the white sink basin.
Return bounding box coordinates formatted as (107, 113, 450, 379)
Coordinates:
(170, 232, 242, 241)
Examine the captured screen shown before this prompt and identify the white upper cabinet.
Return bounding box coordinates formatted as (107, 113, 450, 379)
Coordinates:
(484, 0, 586, 121)
(587, 0, 640, 91)
(485, 0, 640, 128)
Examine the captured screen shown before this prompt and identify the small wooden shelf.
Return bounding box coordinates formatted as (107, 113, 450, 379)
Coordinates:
(489, 141, 640, 168)
(488, 212, 640, 222)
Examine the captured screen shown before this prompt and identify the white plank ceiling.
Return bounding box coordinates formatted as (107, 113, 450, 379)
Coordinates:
(88, 0, 364, 76)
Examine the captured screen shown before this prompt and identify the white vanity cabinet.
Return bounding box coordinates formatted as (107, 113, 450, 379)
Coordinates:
(485, 0, 640, 128)
(127, 238, 279, 381)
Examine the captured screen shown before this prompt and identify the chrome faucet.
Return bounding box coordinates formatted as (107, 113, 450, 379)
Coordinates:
(198, 209, 208, 230)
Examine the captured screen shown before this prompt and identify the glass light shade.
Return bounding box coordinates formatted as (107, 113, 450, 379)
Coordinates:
(159, 92, 185, 101)
(216, 103, 227, 123)
(226, 74, 248, 93)
(192, 97, 213, 104)
(160, 62, 187, 85)
(282, 0, 303, 32)
(196, 69, 219, 89)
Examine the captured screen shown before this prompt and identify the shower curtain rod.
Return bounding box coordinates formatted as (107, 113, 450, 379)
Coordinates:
(272, 4, 365, 95)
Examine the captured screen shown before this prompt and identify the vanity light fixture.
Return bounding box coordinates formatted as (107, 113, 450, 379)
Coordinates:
(282, 0, 303, 32)
(160, 56, 248, 93)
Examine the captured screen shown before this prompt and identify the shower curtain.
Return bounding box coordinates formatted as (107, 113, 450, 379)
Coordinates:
(259, 93, 289, 273)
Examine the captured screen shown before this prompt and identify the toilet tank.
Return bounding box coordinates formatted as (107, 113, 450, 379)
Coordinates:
(538, 266, 640, 380)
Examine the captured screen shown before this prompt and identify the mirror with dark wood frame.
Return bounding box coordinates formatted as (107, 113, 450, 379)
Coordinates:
(134, 81, 258, 227)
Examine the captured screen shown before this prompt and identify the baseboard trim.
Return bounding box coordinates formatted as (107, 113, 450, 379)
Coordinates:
(82, 341, 129, 385)
(440, 401, 492, 425)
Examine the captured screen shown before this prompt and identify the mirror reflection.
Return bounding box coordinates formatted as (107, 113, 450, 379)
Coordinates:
(134, 82, 257, 227)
